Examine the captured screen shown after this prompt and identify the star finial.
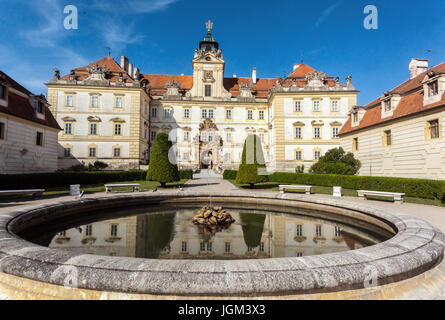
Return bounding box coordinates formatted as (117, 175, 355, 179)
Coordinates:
(205, 20, 213, 32)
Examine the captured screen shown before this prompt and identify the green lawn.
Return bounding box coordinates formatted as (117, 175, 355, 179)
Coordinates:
(229, 180, 445, 207)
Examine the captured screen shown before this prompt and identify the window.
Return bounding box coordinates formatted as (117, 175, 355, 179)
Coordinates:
(332, 127, 339, 139)
(314, 127, 321, 139)
(151, 108, 158, 118)
(353, 112, 359, 123)
(259, 110, 265, 120)
(90, 123, 97, 135)
(384, 100, 391, 112)
(0, 122, 4, 140)
(183, 152, 189, 161)
(314, 151, 321, 161)
(65, 123, 72, 135)
(295, 101, 301, 112)
(208, 109, 214, 119)
(151, 131, 157, 142)
(91, 96, 99, 108)
(224, 153, 231, 162)
(296, 224, 303, 237)
(226, 132, 232, 143)
(110, 224, 118, 237)
(36, 132, 43, 146)
(207, 242, 212, 251)
(260, 242, 265, 252)
(89, 147, 97, 158)
(201, 132, 207, 142)
(429, 120, 440, 139)
(37, 101, 44, 114)
(353, 138, 359, 151)
(316, 224, 323, 237)
(226, 109, 232, 120)
(225, 242, 231, 253)
(85, 224, 93, 237)
(184, 131, 190, 142)
(66, 95, 73, 107)
(0, 85, 6, 100)
(334, 226, 341, 238)
(385, 130, 392, 146)
(247, 110, 253, 120)
(295, 151, 302, 161)
(64, 148, 71, 158)
(205, 85, 212, 97)
(202, 109, 208, 119)
(208, 132, 213, 142)
(181, 241, 188, 252)
(313, 100, 320, 112)
(114, 124, 122, 136)
(331, 100, 339, 112)
(115, 96, 123, 108)
(295, 127, 302, 139)
(428, 81, 439, 97)
(200, 242, 206, 252)
(58, 231, 66, 237)
(164, 108, 171, 118)
(296, 252, 303, 257)
(184, 109, 190, 119)
(259, 133, 265, 144)
(113, 148, 121, 158)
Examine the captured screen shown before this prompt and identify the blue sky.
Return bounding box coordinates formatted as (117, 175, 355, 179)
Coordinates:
(0, 0, 444, 105)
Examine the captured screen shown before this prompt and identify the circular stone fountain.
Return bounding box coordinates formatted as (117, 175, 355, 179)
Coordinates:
(0, 190, 444, 300)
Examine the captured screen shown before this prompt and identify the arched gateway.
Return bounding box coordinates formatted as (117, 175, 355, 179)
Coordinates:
(194, 119, 223, 172)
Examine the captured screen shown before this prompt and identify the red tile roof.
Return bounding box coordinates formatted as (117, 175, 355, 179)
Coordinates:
(62, 56, 135, 83)
(340, 62, 445, 135)
(0, 71, 61, 130)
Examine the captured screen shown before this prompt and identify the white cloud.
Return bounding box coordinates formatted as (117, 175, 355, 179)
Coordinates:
(91, 0, 179, 14)
(101, 22, 146, 53)
(315, 1, 343, 28)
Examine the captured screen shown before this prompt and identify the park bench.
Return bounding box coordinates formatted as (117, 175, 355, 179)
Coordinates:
(357, 190, 405, 204)
(0, 189, 45, 199)
(279, 185, 312, 195)
(105, 184, 140, 193)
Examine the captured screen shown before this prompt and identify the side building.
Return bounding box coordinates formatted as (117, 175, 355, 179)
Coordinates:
(0, 71, 61, 174)
(46, 56, 151, 171)
(340, 59, 445, 179)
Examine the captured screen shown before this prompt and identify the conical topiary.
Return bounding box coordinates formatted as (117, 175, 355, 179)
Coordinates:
(147, 132, 180, 187)
(240, 213, 266, 248)
(236, 134, 268, 188)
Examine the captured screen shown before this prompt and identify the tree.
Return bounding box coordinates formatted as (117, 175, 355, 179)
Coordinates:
(236, 135, 268, 188)
(310, 147, 361, 175)
(147, 133, 180, 187)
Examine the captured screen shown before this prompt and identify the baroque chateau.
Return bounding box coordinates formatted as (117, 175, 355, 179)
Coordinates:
(46, 22, 358, 172)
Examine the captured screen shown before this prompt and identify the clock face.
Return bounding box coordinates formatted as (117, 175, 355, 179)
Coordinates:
(205, 71, 213, 79)
(205, 57, 211, 61)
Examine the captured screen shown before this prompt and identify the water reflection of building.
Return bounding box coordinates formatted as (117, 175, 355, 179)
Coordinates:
(49, 207, 375, 259)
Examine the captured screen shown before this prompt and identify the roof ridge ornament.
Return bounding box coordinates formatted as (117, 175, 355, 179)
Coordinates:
(206, 20, 213, 33)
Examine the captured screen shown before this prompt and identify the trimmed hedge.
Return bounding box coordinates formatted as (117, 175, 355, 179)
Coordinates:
(225, 170, 444, 200)
(223, 170, 238, 180)
(0, 170, 193, 190)
(270, 173, 444, 200)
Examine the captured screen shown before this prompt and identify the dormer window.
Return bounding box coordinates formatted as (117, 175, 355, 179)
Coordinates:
(384, 99, 391, 112)
(37, 101, 44, 114)
(0, 84, 6, 100)
(428, 80, 439, 97)
(353, 112, 359, 123)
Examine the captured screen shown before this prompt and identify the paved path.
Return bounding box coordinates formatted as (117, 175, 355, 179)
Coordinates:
(192, 169, 223, 180)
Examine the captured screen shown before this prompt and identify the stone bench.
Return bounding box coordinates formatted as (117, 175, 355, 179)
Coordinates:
(0, 189, 45, 199)
(105, 184, 140, 193)
(279, 185, 312, 195)
(357, 190, 405, 204)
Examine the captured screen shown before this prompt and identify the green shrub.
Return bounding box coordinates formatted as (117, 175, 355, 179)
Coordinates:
(269, 172, 444, 200)
(239, 213, 266, 248)
(179, 169, 193, 180)
(236, 135, 269, 188)
(295, 165, 305, 174)
(0, 171, 147, 190)
(223, 170, 238, 180)
(147, 133, 180, 187)
(310, 147, 361, 175)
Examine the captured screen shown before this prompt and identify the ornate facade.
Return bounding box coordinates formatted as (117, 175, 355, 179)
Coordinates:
(47, 22, 358, 172)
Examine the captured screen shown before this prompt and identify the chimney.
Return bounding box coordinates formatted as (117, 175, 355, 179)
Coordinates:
(293, 64, 300, 71)
(232, 74, 237, 78)
(120, 55, 129, 72)
(252, 68, 257, 84)
(133, 67, 139, 78)
(128, 63, 133, 77)
(409, 58, 428, 79)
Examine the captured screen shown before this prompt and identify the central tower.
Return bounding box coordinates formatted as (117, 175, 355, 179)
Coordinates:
(189, 21, 230, 100)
